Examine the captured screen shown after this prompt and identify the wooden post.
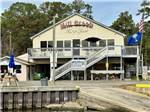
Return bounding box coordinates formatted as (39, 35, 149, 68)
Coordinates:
(55, 91, 59, 103)
(37, 92, 41, 108)
(8, 93, 13, 109)
(17, 92, 23, 109)
(46, 92, 50, 105)
(84, 70, 87, 80)
(91, 73, 93, 81)
(136, 56, 139, 80)
(71, 71, 74, 81)
(64, 91, 68, 102)
(0, 93, 3, 110)
(28, 92, 32, 108)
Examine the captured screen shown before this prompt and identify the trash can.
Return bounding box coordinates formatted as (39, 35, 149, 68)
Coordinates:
(41, 77, 48, 86)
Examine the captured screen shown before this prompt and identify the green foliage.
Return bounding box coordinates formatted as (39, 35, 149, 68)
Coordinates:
(137, 0, 150, 19)
(69, 0, 93, 19)
(137, 0, 150, 65)
(111, 11, 137, 38)
(1, 2, 49, 56)
(1, 1, 93, 57)
(142, 21, 150, 65)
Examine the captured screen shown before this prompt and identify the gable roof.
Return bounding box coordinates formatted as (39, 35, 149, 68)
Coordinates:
(30, 13, 126, 40)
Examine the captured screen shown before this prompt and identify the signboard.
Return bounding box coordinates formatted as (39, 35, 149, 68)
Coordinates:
(60, 20, 93, 30)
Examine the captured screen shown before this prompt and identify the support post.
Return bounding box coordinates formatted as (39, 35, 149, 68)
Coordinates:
(71, 71, 74, 81)
(84, 70, 87, 80)
(136, 56, 139, 81)
(91, 73, 93, 81)
(106, 53, 109, 80)
(120, 56, 124, 80)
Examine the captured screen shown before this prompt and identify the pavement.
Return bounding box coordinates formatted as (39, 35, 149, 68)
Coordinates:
(0, 80, 150, 112)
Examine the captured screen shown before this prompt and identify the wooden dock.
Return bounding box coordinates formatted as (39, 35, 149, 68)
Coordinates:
(0, 86, 79, 110)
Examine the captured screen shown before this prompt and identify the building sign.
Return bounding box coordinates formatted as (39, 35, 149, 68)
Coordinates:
(60, 20, 93, 30)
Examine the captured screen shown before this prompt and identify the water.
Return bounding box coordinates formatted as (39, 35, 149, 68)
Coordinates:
(3, 108, 133, 112)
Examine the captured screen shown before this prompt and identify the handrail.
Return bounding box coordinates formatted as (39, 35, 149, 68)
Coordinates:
(55, 60, 72, 76)
(87, 47, 107, 61)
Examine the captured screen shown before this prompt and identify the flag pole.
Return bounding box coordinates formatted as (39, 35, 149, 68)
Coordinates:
(139, 2, 145, 79)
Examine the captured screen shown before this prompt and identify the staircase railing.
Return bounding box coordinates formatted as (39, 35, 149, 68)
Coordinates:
(86, 47, 107, 68)
(54, 47, 107, 80)
(55, 60, 72, 78)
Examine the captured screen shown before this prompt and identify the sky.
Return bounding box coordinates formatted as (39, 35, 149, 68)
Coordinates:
(0, 0, 145, 26)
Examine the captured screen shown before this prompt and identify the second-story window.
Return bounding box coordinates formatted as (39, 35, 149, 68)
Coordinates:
(107, 39, 114, 46)
(57, 41, 63, 51)
(90, 41, 96, 47)
(64, 40, 71, 48)
(99, 39, 106, 47)
(41, 41, 47, 48)
(82, 40, 88, 47)
(57, 41, 63, 48)
(107, 39, 114, 50)
(48, 41, 53, 48)
(64, 40, 71, 51)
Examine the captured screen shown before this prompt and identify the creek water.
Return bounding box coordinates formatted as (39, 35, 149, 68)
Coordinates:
(3, 108, 133, 112)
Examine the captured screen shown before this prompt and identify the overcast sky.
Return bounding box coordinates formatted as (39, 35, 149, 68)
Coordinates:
(0, 0, 145, 26)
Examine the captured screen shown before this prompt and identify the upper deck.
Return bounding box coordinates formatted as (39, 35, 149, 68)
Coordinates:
(28, 46, 139, 59)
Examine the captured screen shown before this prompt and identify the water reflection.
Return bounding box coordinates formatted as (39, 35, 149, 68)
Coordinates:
(3, 108, 85, 112)
(3, 107, 132, 112)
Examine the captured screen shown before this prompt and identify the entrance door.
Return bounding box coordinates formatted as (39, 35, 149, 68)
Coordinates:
(73, 39, 80, 56)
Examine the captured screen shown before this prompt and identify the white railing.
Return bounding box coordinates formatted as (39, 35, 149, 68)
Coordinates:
(86, 47, 107, 67)
(54, 47, 107, 79)
(55, 60, 72, 77)
(28, 46, 139, 58)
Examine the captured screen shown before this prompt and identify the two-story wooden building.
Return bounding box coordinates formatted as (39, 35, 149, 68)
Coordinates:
(26, 13, 140, 81)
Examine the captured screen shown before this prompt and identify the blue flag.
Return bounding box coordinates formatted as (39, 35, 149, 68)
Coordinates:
(128, 32, 142, 45)
(9, 53, 15, 68)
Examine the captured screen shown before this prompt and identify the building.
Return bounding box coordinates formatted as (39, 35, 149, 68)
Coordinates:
(25, 13, 141, 81)
(0, 56, 30, 81)
(0, 13, 141, 81)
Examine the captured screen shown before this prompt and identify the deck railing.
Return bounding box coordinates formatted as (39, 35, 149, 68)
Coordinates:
(28, 46, 139, 58)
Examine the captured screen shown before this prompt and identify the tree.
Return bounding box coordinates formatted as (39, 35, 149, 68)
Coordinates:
(111, 11, 137, 37)
(137, 0, 150, 65)
(1, 2, 49, 56)
(142, 22, 150, 65)
(39, 1, 71, 22)
(1, 1, 93, 56)
(137, 0, 150, 19)
(69, 0, 93, 18)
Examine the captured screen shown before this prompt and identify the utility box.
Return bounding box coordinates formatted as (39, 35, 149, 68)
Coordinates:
(41, 77, 48, 86)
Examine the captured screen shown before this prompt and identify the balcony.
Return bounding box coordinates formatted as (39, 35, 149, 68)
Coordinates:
(27, 46, 139, 59)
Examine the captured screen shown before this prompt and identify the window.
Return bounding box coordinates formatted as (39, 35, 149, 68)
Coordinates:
(15, 65, 21, 73)
(82, 40, 88, 47)
(48, 41, 53, 48)
(0, 65, 21, 73)
(90, 41, 96, 47)
(64, 40, 71, 51)
(1, 65, 8, 73)
(64, 40, 71, 48)
(40, 41, 47, 48)
(99, 40, 106, 47)
(107, 39, 114, 46)
(73, 39, 80, 47)
(107, 39, 114, 50)
(57, 41, 63, 48)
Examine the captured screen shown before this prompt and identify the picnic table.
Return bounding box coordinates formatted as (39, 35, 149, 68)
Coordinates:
(2, 75, 18, 87)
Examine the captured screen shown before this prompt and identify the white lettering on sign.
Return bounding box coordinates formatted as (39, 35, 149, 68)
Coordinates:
(60, 20, 93, 29)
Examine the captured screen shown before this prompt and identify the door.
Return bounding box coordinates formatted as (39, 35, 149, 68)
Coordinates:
(73, 39, 80, 56)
